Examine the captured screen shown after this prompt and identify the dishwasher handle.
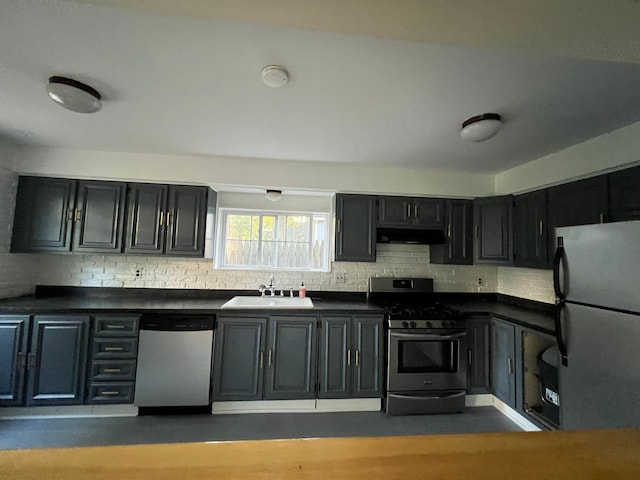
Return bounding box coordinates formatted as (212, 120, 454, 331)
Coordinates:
(140, 316, 214, 331)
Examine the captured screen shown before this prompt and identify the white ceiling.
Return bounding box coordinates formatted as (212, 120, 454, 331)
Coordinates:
(2, 0, 640, 174)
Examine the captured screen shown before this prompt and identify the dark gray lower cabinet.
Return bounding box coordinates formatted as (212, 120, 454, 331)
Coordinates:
(318, 315, 384, 399)
(27, 315, 90, 406)
(264, 316, 317, 399)
(466, 318, 491, 394)
(491, 318, 516, 408)
(0, 316, 30, 406)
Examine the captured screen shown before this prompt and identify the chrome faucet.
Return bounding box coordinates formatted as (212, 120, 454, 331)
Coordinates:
(268, 275, 275, 296)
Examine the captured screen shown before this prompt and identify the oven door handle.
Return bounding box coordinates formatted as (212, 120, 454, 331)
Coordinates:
(388, 392, 466, 400)
(390, 332, 467, 340)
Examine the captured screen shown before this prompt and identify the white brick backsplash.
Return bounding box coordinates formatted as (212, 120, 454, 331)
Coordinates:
(0, 253, 37, 299)
(497, 267, 555, 304)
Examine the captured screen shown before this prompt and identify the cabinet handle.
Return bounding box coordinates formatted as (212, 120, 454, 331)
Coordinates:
(104, 346, 124, 352)
(159, 211, 165, 226)
(67, 207, 74, 222)
(507, 357, 514, 375)
(414, 205, 418, 218)
(539, 220, 543, 236)
(259, 351, 264, 369)
(467, 349, 472, 366)
(106, 324, 126, 330)
(355, 350, 359, 366)
(474, 225, 479, 238)
(17, 352, 26, 370)
(74, 207, 81, 223)
(268, 349, 272, 366)
(407, 204, 411, 218)
(600, 213, 604, 223)
(102, 368, 122, 373)
(27, 353, 36, 370)
(100, 391, 121, 396)
(447, 224, 452, 238)
(347, 349, 351, 366)
(167, 211, 174, 226)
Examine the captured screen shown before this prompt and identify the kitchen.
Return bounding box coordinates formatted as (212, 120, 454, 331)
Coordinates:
(1, 0, 640, 477)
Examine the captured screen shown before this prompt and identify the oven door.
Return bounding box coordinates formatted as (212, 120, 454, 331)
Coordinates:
(387, 329, 467, 392)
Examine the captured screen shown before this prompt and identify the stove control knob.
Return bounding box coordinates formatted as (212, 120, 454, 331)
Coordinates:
(402, 321, 409, 328)
(410, 321, 417, 328)
(426, 321, 432, 328)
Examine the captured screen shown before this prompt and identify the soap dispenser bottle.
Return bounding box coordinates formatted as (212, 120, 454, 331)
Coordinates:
(299, 282, 306, 298)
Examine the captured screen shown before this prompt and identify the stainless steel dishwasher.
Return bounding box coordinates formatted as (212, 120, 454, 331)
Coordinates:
(134, 315, 215, 408)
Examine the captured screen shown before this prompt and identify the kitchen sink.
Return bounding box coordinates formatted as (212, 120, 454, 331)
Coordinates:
(220, 296, 314, 309)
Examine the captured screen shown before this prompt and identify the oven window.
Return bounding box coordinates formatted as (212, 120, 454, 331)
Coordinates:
(398, 340, 458, 373)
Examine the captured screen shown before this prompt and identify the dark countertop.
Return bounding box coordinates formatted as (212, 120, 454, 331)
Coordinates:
(0, 287, 556, 333)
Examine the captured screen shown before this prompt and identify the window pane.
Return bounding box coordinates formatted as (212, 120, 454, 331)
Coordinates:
(227, 215, 258, 240)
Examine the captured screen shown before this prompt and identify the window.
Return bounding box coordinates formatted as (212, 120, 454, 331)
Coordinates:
(216, 209, 330, 271)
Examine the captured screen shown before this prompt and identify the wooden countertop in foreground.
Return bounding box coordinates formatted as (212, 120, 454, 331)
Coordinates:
(2, 429, 639, 479)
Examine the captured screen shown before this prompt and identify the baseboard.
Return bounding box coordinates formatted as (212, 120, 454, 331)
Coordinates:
(315, 398, 381, 412)
(491, 397, 541, 432)
(465, 394, 493, 407)
(212, 399, 317, 414)
(0, 404, 138, 419)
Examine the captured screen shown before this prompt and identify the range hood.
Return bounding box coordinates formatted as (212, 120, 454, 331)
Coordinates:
(376, 228, 446, 245)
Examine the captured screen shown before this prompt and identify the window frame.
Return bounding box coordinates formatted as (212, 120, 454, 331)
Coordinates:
(214, 207, 331, 272)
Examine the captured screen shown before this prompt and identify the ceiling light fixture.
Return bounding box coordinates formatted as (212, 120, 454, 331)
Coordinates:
(261, 65, 289, 88)
(460, 113, 502, 142)
(266, 189, 283, 202)
(47, 76, 102, 113)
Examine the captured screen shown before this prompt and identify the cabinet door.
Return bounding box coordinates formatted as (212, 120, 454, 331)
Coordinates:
(264, 316, 317, 400)
(547, 176, 608, 228)
(351, 315, 383, 398)
(513, 190, 548, 269)
(335, 194, 376, 262)
(467, 318, 491, 394)
(413, 198, 445, 228)
(11, 177, 76, 252)
(608, 166, 640, 222)
(0, 316, 30, 406)
(212, 317, 267, 401)
(430, 200, 473, 265)
(26, 316, 89, 406)
(165, 186, 207, 257)
(491, 318, 516, 408)
(473, 196, 513, 265)
(124, 183, 168, 255)
(318, 316, 350, 399)
(378, 196, 412, 227)
(73, 180, 127, 253)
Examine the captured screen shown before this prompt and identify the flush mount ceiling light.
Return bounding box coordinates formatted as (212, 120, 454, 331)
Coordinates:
(261, 65, 289, 88)
(460, 113, 502, 142)
(266, 189, 283, 202)
(47, 76, 102, 113)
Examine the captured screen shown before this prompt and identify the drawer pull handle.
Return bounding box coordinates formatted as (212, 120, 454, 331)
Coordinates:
(102, 368, 122, 373)
(104, 347, 124, 352)
(100, 391, 121, 396)
(355, 350, 359, 366)
(106, 325, 126, 329)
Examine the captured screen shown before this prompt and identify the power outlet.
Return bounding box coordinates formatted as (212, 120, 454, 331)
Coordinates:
(135, 269, 142, 278)
(476, 277, 483, 286)
(334, 272, 346, 283)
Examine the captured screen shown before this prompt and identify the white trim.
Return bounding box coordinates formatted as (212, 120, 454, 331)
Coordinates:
(492, 397, 541, 432)
(0, 404, 138, 420)
(315, 398, 381, 412)
(465, 394, 494, 407)
(212, 399, 316, 414)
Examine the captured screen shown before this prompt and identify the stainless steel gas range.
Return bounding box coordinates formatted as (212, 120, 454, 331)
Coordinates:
(369, 277, 468, 416)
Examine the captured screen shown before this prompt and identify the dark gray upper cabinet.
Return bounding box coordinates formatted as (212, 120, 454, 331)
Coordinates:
(430, 199, 473, 265)
(263, 316, 317, 400)
(351, 315, 383, 398)
(318, 315, 383, 399)
(335, 194, 376, 262)
(26, 315, 90, 406)
(473, 195, 513, 265)
(547, 176, 608, 228)
(73, 181, 127, 253)
(11, 176, 76, 253)
(165, 185, 208, 257)
(513, 190, 549, 269)
(0, 316, 30, 406)
(608, 165, 640, 222)
(378, 196, 444, 229)
(466, 318, 491, 394)
(491, 318, 516, 408)
(125, 183, 208, 257)
(212, 317, 267, 401)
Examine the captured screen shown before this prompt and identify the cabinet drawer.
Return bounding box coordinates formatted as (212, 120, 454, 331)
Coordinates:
(89, 382, 135, 404)
(94, 316, 140, 337)
(90, 360, 136, 381)
(92, 338, 138, 359)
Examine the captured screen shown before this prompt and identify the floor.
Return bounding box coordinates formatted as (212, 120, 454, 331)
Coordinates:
(0, 407, 521, 450)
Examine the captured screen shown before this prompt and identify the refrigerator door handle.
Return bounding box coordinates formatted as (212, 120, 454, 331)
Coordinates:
(555, 301, 569, 367)
(553, 237, 566, 301)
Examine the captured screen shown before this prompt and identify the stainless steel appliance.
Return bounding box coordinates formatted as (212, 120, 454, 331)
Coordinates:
(135, 315, 215, 408)
(369, 277, 467, 415)
(553, 220, 640, 429)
